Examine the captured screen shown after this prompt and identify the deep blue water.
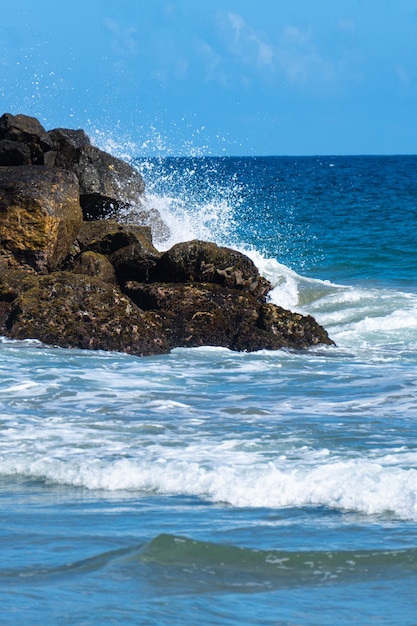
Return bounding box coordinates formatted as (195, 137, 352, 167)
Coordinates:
(1, 155, 417, 624)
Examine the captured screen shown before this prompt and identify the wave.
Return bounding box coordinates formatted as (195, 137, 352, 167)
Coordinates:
(2, 450, 417, 520)
(2, 533, 416, 591)
(116, 157, 417, 353)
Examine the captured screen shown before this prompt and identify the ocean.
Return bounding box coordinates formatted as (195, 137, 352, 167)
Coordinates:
(1, 154, 417, 624)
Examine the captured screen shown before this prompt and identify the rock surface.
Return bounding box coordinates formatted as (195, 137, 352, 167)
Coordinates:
(0, 165, 83, 272)
(0, 112, 335, 356)
(7, 272, 169, 356)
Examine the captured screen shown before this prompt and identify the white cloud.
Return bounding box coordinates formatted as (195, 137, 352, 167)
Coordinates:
(104, 18, 138, 57)
(197, 40, 226, 83)
(225, 11, 274, 71)
(228, 12, 245, 41)
(277, 25, 337, 86)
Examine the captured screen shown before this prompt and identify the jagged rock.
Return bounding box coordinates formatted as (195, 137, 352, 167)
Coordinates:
(0, 113, 50, 164)
(73, 219, 160, 283)
(0, 139, 31, 165)
(152, 240, 271, 300)
(257, 303, 334, 348)
(0, 112, 335, 355)
(123, 281, 260, 350)
(0, 268, 39, 333)
(6, 272, 169, 356)
(44, 128, 145, 220)
(0, 268, 39, 301)
(0, 112, 170, 244)
(0, 166, 83, 272)
(122, 281, 333, 351)
(111, 242, 161, 284)
(76, 219, 154, 256)
(71, 251, 118, 285)
(119, 205, 171, 243)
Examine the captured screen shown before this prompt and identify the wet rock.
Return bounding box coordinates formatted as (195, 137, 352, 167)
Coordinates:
(120, 205, 171, 244)
(76, 219, 154, 256)
(153, 240, 271, 300)
(0, 268, 39, 301)
(0, 113, 50, 164)
(123, 281, 334, 352)
(44, 128, 145, 220)
(257, 303, 335, 348)
(0, 112, 335, 355)
(71, 251, 118, 285)
(0, 166, 83, 272)
(123, 281, 259, 350)
(0, 112, 170, 245)
(6, 272, 169, 356)
(111, 242, 161, 284)
(0, 139, 31, 165)
(0, 268, 39, 333)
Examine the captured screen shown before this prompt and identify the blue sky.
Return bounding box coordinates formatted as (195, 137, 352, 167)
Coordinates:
(1, 0, 417, 155)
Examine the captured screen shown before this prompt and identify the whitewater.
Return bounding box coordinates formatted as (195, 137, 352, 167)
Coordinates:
(1, 153, 417, 624)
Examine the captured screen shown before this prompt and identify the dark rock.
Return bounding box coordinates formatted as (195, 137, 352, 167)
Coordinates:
(120, 205, 171, 243)
(44, 129, 145, 220)
(257, 303, 335, 348)
(0, 165, 83, 272)
(71, 251, 118, 285)
(0, 268, 44, 333)
(0, 268, 39, 301)
(153, 239, 271, 300)
(0, 112, 335, 355)
(0, 113, 50, 164)
(123, 281, 259, 350)
(0, 301, 11, 333)
(74, 148, 141, 207)
(111, 242, 161, 284)
(0, 139, 31, 165)
(6, 272, 169, 356)
(0, 112, 170, 244)
(76, 219, 154, 256)
(45, 127, 91, 155)
(124, 281, 335, 352)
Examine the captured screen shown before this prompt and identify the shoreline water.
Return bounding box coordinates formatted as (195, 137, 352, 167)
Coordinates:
(1, 154, 417, 624)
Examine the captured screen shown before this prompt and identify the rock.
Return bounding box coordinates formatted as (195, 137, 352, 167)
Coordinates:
(0, 112, 170, 244)
(0, 268, 39, 301)
(123, 281, 259, 350)
(71, 251, 118, 285)
(111, 242, 161, 284)
(0, 113, 50, 164)
(257, 303, 335, 348)
(44, 129, 145, 219)
(0, 166, 83, 272)
(119, 205, 171, 243)
(6, 272, 169, 356)
(0, 139, 31, 165)
(0, 268, 39, 333)
(76, 219, 154, 256)
(0, 112, 335, 356)
(123, 281, 335, 352)
(152, 239, 271, 300)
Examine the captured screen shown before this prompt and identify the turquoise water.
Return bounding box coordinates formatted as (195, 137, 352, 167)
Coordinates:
(1, 156, 417, 624)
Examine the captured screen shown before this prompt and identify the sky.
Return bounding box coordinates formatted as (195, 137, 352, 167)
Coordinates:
(1, 0, 417, 156)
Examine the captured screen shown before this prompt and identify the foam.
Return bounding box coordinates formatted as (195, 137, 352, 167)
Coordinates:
(2, 448, 417, 520)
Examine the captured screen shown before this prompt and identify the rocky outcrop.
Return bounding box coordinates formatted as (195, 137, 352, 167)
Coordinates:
(0, 112, 335, 356)
(0, 165, 82, 272)
(6, 272, 169, 356)
(152, 240, 271, 299)
(0, 112, 153, 230)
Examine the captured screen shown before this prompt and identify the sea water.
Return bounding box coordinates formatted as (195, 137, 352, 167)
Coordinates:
(1, 155, 417, 625)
